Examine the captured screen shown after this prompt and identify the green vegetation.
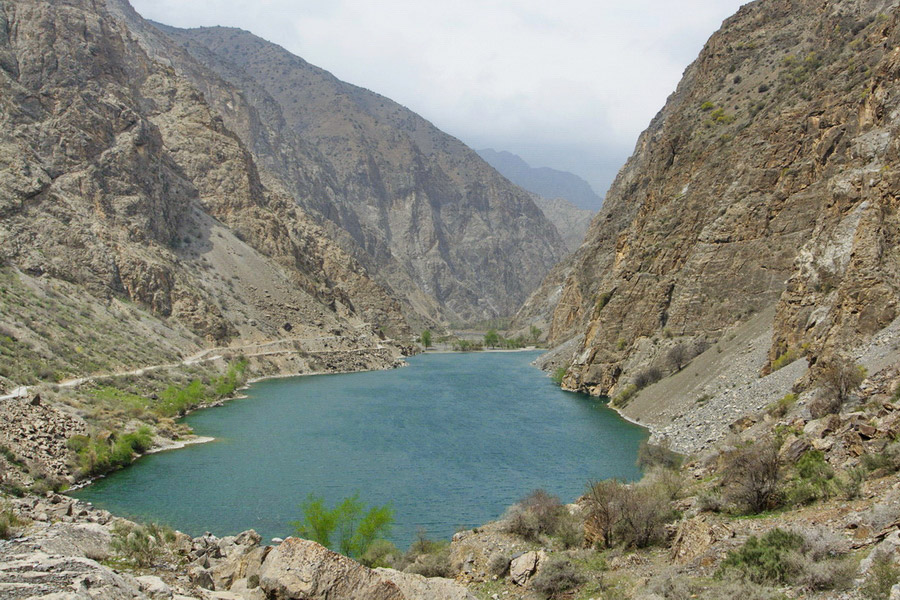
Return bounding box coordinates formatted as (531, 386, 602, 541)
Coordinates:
(529, 325, 542, 344)
(0, 501, 21, 539)
(551, 366, 567, 386)
(610, 384, 637, 408)
(502, 489, 583, 549)
(531, 556, 585, 598)
(595, 290, 613, 314)
(766, 393, 797, 418)
(452, 339, 484, 352)
(700, 101, 715, 111)
(420, 329, 432, 348)
(718, 529, 805, 584)
(483, 329, 501, 348)
(68, 426, 154, 477)
(717, 527, 855, 591)
(784, 450, 838, 505)
(110, 521, 176, 567)
(862, 550, 900, 600)
(779, 52, 822, 87)
(291, 493, 394, 559)
(157, 360, 248, 417)
(771, 348, 798, 371)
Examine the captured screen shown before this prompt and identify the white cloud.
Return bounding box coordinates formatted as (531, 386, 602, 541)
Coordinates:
(131, 0, 747, 193)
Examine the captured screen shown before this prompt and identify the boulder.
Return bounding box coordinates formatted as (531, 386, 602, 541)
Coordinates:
(136, 575, 174, 599)
(211, 543, 269, 590)
(670, 516, 732, 565)
(37, 522, 113, 561)
(509, 551, 541, 586)
(258, 538, 406, 600)
(375, 568, 477, 600)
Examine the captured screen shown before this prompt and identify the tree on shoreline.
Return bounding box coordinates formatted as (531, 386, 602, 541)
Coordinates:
(420, 330, 432, 349)
(291, 493, 394, 559)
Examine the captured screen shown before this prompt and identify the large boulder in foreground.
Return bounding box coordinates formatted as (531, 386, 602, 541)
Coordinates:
(258, 538, 405, 600)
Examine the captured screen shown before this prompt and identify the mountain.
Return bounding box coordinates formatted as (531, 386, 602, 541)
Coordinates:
(477, 148, 603, 211)
(0, 0, 411, 394)
(527, 194, 595, 253)
(525, 0, 900, 398)
(122, 19, 568, 327)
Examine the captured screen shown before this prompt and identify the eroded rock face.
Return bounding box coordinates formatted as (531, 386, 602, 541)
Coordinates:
(521, 0, 900, 395)
(128, 20, 568, 326)
(258, 538, 405, 600)
(0, 0, 410, 365)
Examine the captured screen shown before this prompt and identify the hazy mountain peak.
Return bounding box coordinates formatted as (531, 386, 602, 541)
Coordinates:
(477, 148, 603, 211)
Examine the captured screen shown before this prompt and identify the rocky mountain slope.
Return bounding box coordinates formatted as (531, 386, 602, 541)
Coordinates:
(119, 17, 568, 326)
(524, 0, 900, 399)
(477, 148, 603, 211)
(0, 0, 413, 394)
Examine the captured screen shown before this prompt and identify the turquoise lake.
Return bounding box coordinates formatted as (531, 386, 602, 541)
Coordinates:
(72, 351, 646, 548)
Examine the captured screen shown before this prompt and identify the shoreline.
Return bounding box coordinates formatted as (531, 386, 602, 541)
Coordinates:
(420, 346, 542, 354)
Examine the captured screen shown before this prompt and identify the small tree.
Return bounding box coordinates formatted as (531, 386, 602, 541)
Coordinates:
(722, 439, 782, 514)
(585, 479, 623, 548)
(291, 493, 393, 559)
(484, 329, 500, 348)
(667, 344, 689, 372)
(420, 330, 432, 349)
(529, 325, 542, 344)
(818, 355, 866, 408)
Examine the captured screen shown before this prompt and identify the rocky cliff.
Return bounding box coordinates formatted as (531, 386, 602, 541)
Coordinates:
(0, 0, 409, 392)
(127, 21, 568, 326)
(524, 0, 900, 396)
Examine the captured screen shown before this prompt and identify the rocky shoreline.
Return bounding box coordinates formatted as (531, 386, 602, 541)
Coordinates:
(0, 493, 475, 600)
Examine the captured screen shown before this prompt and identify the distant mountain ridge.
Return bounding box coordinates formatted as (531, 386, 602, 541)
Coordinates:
(477, 149, 603, 211)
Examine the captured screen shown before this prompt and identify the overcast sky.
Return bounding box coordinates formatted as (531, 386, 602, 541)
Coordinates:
(131, 0, 748, 196)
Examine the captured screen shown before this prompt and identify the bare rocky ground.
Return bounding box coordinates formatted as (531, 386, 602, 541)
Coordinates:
(615, 306, 900, 456)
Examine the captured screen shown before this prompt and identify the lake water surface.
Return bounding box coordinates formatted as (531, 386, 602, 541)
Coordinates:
(72, 351, 646, 548)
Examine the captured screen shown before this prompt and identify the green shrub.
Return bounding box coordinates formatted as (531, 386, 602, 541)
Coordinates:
(771, 349, 798, 371)
(611, 384, 637, 408)
(359, 538, 401, 568)
(502, 489, 567, 542)
(784, 450, 837, 505)
(110, 521, 175, 567)
(863, 443, 900, 473)
(291, 493, 393, 559)
(551, 367, 567, 385)
(766, 393, 797, 418)
(0, 502, 21, 539)
(74, 426, 155, 478)
(718, 529, 805, 583)
(700, 101, 715, 111)
(400, 529, 453, 577)
(531, 557, 585, 598)
(861, 550, 900, 600)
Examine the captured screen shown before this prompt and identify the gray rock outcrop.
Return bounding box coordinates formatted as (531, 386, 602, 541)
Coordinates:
(258, 538, 404, 600)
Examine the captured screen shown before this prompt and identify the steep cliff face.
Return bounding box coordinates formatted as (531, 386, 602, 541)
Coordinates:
(0, 0, 409, 390)
(526, 0, 900, 395)
(132, 23, 567, 326)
